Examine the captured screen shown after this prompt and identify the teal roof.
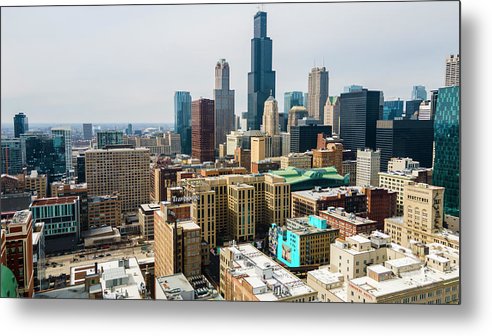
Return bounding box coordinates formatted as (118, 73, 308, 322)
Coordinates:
(1, 264, 18, 298)
(269, 167, 348, 191)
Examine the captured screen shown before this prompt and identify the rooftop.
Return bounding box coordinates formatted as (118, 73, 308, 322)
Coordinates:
(308, 268, 344, 286)
(226, 243, 316, 301)
(293, 186, 363, 200)
(321, 207, 377, 225)
(31, 196, 79, 206)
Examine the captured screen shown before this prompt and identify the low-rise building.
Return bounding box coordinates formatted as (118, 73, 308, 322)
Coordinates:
(280, 153, 312, 170)
(155, 273, 222, 301)
(269, 215, 339, 268)
(319, 207, 378, 239)
(219, 243, 317, 302)
(88, 194, 122, 229)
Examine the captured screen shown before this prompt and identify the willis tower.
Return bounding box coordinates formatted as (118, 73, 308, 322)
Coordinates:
(247, 11, 276, 131)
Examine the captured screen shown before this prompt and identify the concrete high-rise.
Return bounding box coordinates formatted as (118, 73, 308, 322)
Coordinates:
(356, 148, 380, 187)
(13, 112, 28, 138)
(51, 127, 72, 173)
(445, 54, 460, 87)
(85, 147, 150, 213)
(339, 89, 383, 153)
(262, 95, 279, 136)
(247, 11, 276, 131)
(214, 59, 235, 148)
(433, 86, 460, 217)
(191, 98, 215, 163)
(307, 67, 329, 123)
(174, 91, 192, 155)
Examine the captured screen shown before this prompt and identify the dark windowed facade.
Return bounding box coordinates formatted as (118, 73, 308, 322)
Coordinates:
(192, 98, 215, 163)
(174, 91, 192, 155)
(376, 119, 434, 172)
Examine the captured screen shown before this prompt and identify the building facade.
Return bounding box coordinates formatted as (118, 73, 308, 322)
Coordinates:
(356, 148, 380, 187)
(307, 67, 329, 123)
(214, 59, 235, 148)
(191, 98, 215, 163)
(174, 91, 192, 155)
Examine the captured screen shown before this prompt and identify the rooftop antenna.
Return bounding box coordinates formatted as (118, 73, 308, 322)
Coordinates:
(322, 56, 325, 67)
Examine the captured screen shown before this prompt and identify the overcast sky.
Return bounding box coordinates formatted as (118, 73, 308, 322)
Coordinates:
(1, 1, 459, 124)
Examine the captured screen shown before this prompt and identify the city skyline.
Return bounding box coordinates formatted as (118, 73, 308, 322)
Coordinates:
(1, 2, 459, 124)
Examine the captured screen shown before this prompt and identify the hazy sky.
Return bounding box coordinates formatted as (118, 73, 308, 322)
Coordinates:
(1, 1, 459, 124)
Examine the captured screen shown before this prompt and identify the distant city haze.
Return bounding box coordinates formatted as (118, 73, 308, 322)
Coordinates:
(1, 2, 459, 125)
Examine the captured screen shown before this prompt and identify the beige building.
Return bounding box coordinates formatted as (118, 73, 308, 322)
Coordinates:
(22, 171, 47, 198)
(262, 95, 279, 136)
(312, 143, 343, 173)
(219, 243, 317, 302)
(138, 203, 160, 240)
(181, 173, 290, 243)
(445, 54, 460, 87)
(378, 168, 433, 215)
(154, 202, 201, 278)
(324, 96, 340, 135)
(85, 147, 150, 213)
(228, 183, 255, 242)
(307, 66, 329, 123)
(308, 237, 460, 304)
(384, 182, 459, 250)
(342, 160, 357, 185)
(387, 157, 421, 172)
(186, 180, 217, 248)
(356, 148, 380, 187)
(88, 194, 122, 228)
(280, 153, 312, 170)
(251, 136, 266, 164)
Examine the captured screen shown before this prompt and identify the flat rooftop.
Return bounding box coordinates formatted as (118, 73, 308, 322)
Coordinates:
(227, 244, 316, 301)
(31, 196, 78, 206)
(321, 208, 376, 225)
(293, 186, 363, 200)
(308, 268, 344, 286)
(139, 203, 160, 213)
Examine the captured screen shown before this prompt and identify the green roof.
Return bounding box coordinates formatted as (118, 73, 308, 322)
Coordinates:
(269, 167, 348, 191)
(1, 264, 18, 298)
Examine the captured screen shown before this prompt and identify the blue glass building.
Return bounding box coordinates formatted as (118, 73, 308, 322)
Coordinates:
(383, 99, 404, 120)
(412, 85, 427, 100)
(405, 99, 423, 119)
(433, 86, 460, 217)
(1, 138, 23, 175)
(13, 112, 29, 138)
(284, 91, 304, 114)
(174, 91, 192, 154)
(24, 133, 66, 183)
(247, 11, 276, 131)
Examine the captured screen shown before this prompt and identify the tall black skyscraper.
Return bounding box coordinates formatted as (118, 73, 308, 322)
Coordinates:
(13, 112, 29, 138)
(376, 119, 434, 172)
(247, 11, 276, 131)
(339, 89, 383, 153)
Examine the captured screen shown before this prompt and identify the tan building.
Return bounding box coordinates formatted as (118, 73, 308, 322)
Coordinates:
(308, 236, 460, 304)
(154, 202, 201, 278)
(150, 166, 182, 203)
(219, 243, 317, 302)
(186, 180, 217, 248)
(22, 171, 47, 198)
(228, 183, 255, 242)
(324, 96, 340, 135)
(280, 153, 312, 170)
(85, 147, 150, 213)
(234, 147, 251, 173)
(384, 182, 459, 249)
(251, 136, 266, 164)
(379, 168, 433, 215)
(312, 143, 343, 173)
(264, 174, 291, 227)
(387, 157, 420, 172)
(88, 194, 122, 228)
(262, 95, 279, 136)
(138, 203, 160, 241)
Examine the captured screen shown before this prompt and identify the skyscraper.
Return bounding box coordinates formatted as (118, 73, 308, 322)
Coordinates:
(339, 89, 383, 153)
(51, 127, 72, 173)
(1, 138, 23, 175)
(356, 148, 381, 187)
(24, 133, 66, 183)
(96, 130, 123, 149)
(411, 85, 427, 100)
(433, 86, 460, 217)
(247, 11, 276, 131)
(382, 99, 404, 120)
(13, 112, 29, 138)
(445, 54, 460, 87)
(376, 119, 434, 171)
(262, 95, 279, 136)
(214, 59, 235, 148)
(174, 91, 192, 154)
(307, 67, 329, 123)
(324, 96, 340, 135)
(191, 98, 215, 163)
(82, 123, 93, 140)
(284, 91, 304, 114)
